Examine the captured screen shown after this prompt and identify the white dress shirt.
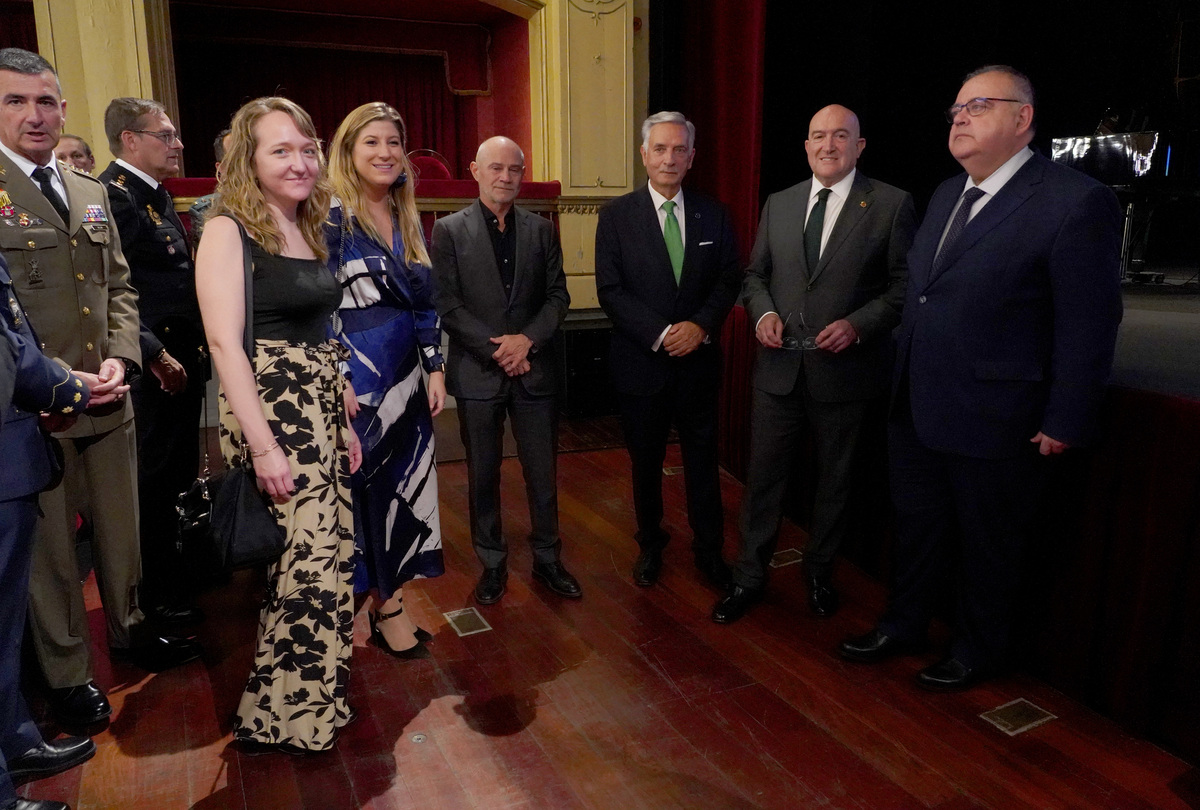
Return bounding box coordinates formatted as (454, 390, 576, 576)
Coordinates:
(0, 140, 69, 212)
(116, 157, 161, 189)
(936, 146, 1034, 254)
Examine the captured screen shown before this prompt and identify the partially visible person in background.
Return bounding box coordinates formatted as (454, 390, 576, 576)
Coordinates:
(54, 133, 94, 173)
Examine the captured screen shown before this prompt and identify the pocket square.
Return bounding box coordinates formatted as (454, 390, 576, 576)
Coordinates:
(699, 240, 714, 246)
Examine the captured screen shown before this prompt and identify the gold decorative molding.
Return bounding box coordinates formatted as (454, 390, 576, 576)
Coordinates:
(481, 0, 546, 19)
(567, 0, 626, 17)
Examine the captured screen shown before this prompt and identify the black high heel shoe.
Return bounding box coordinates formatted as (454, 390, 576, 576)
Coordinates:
(369, 605, 432, 660)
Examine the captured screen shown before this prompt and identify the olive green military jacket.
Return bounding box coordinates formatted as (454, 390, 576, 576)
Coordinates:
(0, 152, 140, 438)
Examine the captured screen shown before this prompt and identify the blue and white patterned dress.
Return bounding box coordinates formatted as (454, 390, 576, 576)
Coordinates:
(326, 204, 444, 599)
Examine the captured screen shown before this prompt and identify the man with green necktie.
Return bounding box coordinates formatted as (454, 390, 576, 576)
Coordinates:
(595, 111, 742, 591)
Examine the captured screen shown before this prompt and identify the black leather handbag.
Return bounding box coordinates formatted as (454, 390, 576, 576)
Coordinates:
(176, 216, 284, 571)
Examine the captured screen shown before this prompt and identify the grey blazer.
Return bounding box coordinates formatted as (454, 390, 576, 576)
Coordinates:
(431, 202, 569, 399)
(742, 171, 916, 402)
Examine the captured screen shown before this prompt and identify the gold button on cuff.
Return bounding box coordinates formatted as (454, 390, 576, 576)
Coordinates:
(82, 306, 91, 316)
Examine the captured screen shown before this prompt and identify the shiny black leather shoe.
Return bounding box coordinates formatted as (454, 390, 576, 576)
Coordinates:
(112, 634, 201, 672)
(694, 554, 734, 591)
(837, 628, 922, 663)
(916, 657, 984, 692)
(145, 603, 205, 627)
(533, 561, 582, 598)
(9, 734, 96, 783)
(632, 549, 662, 587)
(711, 586, 762, 624)
(806, 572, 840, 618)
(47, 682, 111, 727)
(14, 799, 71, 810)
(474, 567, 508, 605)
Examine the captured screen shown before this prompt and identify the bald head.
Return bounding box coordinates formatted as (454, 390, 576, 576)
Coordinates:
(471, 136, 526, 217)
(805, 104, 865, 187)
(475, 136, 524, 166)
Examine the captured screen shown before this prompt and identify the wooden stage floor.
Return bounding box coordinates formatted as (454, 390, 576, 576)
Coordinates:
(18, 446, 1198, 809)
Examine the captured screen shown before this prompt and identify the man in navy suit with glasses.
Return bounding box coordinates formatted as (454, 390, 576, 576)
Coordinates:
(839, 66, 1123, 691)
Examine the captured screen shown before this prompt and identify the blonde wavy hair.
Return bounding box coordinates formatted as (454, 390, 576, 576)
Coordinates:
(327, 102, 430, 267)
(211, 96, 332, 262)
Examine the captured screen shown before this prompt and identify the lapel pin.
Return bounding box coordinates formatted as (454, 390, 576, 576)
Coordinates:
(859, 200, 867, 208)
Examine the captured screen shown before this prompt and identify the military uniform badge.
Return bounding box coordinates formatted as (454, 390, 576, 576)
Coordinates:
(113, 174, 127, 188)
(83, 204, 108, 223)
(146, 205, 163, 226)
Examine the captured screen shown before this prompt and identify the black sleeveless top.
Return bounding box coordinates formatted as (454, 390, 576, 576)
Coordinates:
(250, 243, 341, 345)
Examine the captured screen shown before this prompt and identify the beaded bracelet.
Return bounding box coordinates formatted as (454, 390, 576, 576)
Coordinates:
(250, 441, 279, 458)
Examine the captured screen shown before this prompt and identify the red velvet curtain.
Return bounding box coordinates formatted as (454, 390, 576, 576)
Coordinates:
(0, 2, 38, 52)
(674, 1, 767, 481)
(173, 42, 461, 177)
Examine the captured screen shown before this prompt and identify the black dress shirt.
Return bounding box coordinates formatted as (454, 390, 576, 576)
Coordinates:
(479, 199, 516, 298)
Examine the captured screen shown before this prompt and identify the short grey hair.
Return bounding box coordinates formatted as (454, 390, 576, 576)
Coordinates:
(641, 111, 695, 151)
(0, 48, 62, 96)
(105, 97, 167, 154)
(962, 65, 1036, 130)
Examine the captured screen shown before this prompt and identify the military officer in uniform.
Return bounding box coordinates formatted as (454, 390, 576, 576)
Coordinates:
(99, 97, 207, 624)
(1, 252, 100, 810)
(0, 48, 200, 729)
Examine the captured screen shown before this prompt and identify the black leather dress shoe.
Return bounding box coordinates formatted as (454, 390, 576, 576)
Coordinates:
(916, 657, 984, 692)
(474, 567, 507, 605)
(632, 549, 662, 587)
(711, 586, 762, 624)
(9, 734, 96, 783)
(837, 628, 921, 663)
(146, 604, 205, 626)
(533, 561, 582, 598)
(14, 799, 71, 810)
(112, 634, 201, 672)
(806, 573, 840, 618)
(47, 682, 111, 727)
(694, 555, 734, 591)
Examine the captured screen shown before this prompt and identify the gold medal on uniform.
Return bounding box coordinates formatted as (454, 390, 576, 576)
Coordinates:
(18, 213, 31, 227)
(0, 190, 13, 215)
(146, 204, 162, 226)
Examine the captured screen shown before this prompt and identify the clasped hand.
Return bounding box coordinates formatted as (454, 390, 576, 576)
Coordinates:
(490, 333, 532, 376)
(74, 358, 130, 408)
(664, 321, 705, 356)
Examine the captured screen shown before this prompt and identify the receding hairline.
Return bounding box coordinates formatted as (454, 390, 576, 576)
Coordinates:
(807, 104, 862, 139)
(474, 136, 525, 167)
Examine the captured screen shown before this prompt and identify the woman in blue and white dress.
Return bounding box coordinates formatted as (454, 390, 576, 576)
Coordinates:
(326, 102, 444, 658)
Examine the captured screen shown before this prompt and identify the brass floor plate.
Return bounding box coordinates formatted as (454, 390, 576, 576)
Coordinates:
(770, 548, 804, 568)
(444, 607, 493, 637)
(980, 698, 1057, 736)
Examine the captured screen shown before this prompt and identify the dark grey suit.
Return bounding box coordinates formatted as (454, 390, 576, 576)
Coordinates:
(737, 171, 916, 587)
(431, 202, 569, 568)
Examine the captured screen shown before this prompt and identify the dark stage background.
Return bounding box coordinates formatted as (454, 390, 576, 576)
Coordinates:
(651, 0, 1191, 218)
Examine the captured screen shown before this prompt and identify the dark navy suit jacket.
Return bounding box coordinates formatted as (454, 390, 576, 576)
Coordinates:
(895, 152, 1123, 459)
(1, 255, 91, 498)
(595, 187, 741, 396)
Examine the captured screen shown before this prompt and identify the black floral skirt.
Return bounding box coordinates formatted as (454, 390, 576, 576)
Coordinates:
(218, 339, 356, 752)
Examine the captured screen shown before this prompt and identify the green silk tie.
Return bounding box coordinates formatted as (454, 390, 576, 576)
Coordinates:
(662, 199, 684, 283)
